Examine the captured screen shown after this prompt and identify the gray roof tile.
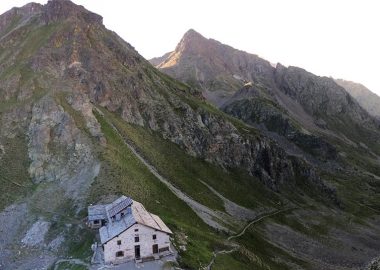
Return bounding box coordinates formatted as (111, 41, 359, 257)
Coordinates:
(93, 196, 172, 244)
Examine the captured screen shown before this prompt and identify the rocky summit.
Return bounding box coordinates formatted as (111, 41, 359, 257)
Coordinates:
(0, 1, 379, 270)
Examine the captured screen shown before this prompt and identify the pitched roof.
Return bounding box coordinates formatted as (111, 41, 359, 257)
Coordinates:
(132, 201, 172, 234)
(88, 204, 107, 221)
(151, 214, 172, 234)
(99, 199, 172, 244)
(105, 195, 133, 219)
(99, 213, 136, 244)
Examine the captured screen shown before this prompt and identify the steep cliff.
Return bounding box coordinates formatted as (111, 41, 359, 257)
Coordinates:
(0, 2, 379, 270)
(335, 78, 380, 119)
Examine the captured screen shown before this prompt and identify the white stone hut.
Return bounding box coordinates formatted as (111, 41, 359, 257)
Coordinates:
(88, 196, 173, 264)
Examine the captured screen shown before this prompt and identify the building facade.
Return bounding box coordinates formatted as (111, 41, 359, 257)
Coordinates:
(88, 196, 172, 264)
(102, 223, 171, 263)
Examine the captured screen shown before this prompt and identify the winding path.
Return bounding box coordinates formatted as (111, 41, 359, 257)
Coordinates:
(228, 208, 292, 241)
(97, 110, 294, 270)
(205, 208, 294, 270)
(99, 112, 234, 232)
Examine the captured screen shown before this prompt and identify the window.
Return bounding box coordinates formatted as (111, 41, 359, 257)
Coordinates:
(135, 236, 139, 242)
(117, 240, 121, 245)
(159, 246, 169, 253)
(121, 212, 124, 217)
(93, 220, 99, 224)
(116, 251, 124, 257)
(152, 234, 157, 240)
(134, 228, 138, 232)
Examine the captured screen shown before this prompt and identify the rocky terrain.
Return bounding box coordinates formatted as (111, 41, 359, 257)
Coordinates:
(153, 29, 380, 269)
(335, 78, 380, 119)
(0, 1, 379, 270)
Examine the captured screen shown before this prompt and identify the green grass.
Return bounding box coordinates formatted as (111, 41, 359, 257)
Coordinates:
(212, 251, 255, 270)
(235, 226, 309, 270)
(55, 261, 88, 270)
(0, 134, 34, 211)
(90, 107, 314, 269)
(89, 111, 231, 268)
(98, 107, 281, 211)
(321, 170, 380, 220)
(0, 14, 22, 38)
(67, 227, 96, 260)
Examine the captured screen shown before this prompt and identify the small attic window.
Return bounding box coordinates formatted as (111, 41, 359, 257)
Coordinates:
(134, 228, 138, 232)
(117, 240, 121, 245)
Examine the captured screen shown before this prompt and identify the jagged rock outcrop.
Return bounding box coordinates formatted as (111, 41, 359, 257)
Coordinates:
(2, 2, 379, 270)
(155, 29, 275, 106)
(153, 29, 380, 159)
(0, 3, 326, 193)
(0, 2, 42, 35)
(223, 86, 337, 160)
(42, 0, 103, 25)
(335, 79, 380, 119)
(27, 96, 99, 199)
(0, 1, 337, 213)
(274, 65, 373, 124)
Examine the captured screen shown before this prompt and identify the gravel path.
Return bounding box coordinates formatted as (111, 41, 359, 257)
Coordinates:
(99, 112, 295, 269)
(205, 208, 293, 270)
(199, 180, 258, 221)
(101, 113, 234, 232)
(228, 208, 292, 241)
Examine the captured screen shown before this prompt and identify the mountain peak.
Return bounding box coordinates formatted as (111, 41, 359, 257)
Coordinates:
(176, 28, 209, 52)
(183, 28, 203, 39)
(42, 0, 103, 24)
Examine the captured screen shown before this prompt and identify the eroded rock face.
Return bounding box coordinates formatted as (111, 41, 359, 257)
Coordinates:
(223, 90, 338, 161)
(367, 257, 380, 270)
(154, 30, 276, 106)
(0, 0, 336, 204)
(27, 96, 96, 189)
(10, 7, 330, 194)
(66, 92, 106, 144)
(335, 79, 380, 119)
(21, 219, 51, 247)
(0, 3, 42, 35)
(42, 0, 102, 25)
(274, 65, 360, 118)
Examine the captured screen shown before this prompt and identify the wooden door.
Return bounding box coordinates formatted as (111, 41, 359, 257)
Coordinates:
(152, 244, 158, 254)
(135, 245, 141, 259)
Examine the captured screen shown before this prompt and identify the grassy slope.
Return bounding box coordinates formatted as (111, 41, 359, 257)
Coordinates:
(89, 107, 319, 269)
(0, 134, 34, 211)
(89, 112, 229, 268)
(0, 21, 61, 212)
(99, 107, 281, 212)
(1, 14, 378, 270)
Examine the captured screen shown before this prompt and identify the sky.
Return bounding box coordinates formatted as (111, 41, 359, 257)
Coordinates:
(1, 0, 379, 95)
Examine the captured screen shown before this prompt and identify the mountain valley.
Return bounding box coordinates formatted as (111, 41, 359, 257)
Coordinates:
(0, 1, 379, 269)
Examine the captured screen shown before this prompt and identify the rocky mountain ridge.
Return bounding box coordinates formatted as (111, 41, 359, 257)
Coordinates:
(335, 78, 380, 119)
(153, 29, 380, 158)
(0, 2, 379, 270)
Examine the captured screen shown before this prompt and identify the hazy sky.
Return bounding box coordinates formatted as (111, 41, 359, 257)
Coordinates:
(1, 0, 379, 95)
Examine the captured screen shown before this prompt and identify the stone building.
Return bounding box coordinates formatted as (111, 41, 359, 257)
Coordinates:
(87, 196, 173, 264)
